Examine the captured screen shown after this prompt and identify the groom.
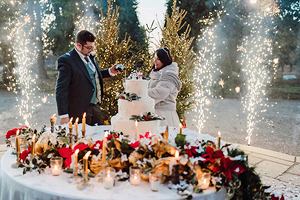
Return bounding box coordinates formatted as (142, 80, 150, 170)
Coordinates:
(56, 30, 119, 125)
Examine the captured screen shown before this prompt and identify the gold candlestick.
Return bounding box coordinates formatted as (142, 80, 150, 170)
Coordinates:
(11, 152, 21, 168)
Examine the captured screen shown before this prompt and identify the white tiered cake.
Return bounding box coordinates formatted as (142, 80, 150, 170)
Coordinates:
(111, 78, 162, 139)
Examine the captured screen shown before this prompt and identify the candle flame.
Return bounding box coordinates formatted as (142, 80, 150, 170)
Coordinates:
(179, 123, 183, 128)
(16, 130, 20, 136)
(135, 120, 138, 127)
(75, 117, 79, 123)
(52, 113, 56, 118)
(32, 134, 36, 141)
(84, 151, 91, 159)
(75, 149, 79, 155)
(149, 131, 152, 137)
(83, 112, 86, 118)
(218, 131, 221, 137)
(69, 117, 73, 123)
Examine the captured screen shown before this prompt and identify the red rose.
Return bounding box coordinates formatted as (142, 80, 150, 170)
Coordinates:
(91, 140, 103, 150)
(120, 96, 125, 99)
(185, 145, 198, 157)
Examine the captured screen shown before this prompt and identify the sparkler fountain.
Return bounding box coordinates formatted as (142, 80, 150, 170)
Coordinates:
(239, 0, 279, 145)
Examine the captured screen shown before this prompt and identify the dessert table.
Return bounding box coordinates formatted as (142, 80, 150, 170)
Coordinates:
(0, 148, 228, 200)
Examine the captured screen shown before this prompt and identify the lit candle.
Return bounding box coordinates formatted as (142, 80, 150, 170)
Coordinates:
(104, 171, 114, 189)
(198, 171, 211, 189)
(51, 165, 61, 176)
(50, 114, 56, 122)
(74, 149, 79, 166)
(16, 130, 20, 153)
(83, 151, 91, 172)
(31, 134, 36, 157)
(69, 117, 73, 129)
(130, 175, 140, 185)
(217, 131, 221, 149)
(150, 174, 160, 192)
(135, 120, 139, 141)
(102, 131, 108, 166)
(179, 123, 182, 134)
(169, 150, 179, 175)
(74, 117, 79, 135)
(82, 113, 86, 132)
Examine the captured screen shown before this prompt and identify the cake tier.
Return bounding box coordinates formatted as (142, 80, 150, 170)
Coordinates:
(111, 115, 160, 139)
(125, 79, 149, 98)
(118, 98, 155, 120)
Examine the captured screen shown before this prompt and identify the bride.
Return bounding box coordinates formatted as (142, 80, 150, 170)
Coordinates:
(148, 47, 182, 127)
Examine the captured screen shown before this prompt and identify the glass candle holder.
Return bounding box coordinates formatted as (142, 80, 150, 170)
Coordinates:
(103, 167, 116, 189)
(149, 173, 161, 192)
(198, 170, 211, 189)
(50, 157, 63, 176)
(129, 166, 141, 186)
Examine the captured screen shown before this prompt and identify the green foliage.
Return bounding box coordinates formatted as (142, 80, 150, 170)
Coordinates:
(175, 133, 186, 147)
(160, 0, 196, 123)
(94, 0, 141, 122)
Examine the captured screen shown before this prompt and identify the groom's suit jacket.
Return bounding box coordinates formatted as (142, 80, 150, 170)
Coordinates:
(55, 48, 111, 122)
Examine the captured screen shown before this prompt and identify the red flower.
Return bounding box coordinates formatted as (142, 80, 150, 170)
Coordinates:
(212, 156, 246, 179)
(271, 194, 284, 200)
(144, 116, 149, 121)
(91, 140, 103, 150)
(130, 141, 140, 149)
(185, 145, 198, 157)
(73, 143, 89, 153)
(140, 131, 152, 139)
(20, 146, 32, 163)
(6, 126, 26, 139)
(202, 146, 216, 163)
(120, 96, 125, 99)
(57, 147, 73, 167)
(107, 133, 119, 140)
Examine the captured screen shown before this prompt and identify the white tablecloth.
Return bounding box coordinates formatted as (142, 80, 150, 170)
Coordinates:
(0, 125, 229, 200)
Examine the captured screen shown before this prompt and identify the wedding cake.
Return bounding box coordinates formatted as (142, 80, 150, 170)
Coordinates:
(111, 72, 162, 139)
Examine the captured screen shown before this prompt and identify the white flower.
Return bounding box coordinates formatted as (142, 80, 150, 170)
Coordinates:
(121, 153, 128, 162)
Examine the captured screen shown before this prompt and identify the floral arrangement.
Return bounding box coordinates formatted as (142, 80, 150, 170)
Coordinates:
(129, 112, 165, 121)
(6, 125, 276, 199)
(115, 92, 141, 101)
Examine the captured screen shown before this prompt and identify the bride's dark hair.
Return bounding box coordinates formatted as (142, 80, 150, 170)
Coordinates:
(148, 47, 173, 73)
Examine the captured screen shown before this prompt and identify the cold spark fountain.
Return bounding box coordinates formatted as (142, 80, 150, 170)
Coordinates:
(239, 0, 279, 145)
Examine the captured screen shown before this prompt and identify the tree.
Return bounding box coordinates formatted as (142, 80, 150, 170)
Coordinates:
(94, 0, 141, 122)
(160, 0, 196, 124)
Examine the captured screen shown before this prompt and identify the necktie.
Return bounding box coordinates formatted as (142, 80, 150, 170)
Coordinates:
(84, 56, 96, 72)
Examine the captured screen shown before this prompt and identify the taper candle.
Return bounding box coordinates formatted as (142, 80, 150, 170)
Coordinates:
(82, 113, 86, 132)
(69, 117, 73, 129)
(102, 131, 108, 165)
(74, 149, 79, 166)
(16, 130, 20, 153)
(217, 131, 221, 149)
(135, 120, 139, 141)
(83, 151, 91, 172)
(179, 123, 183, 134)
(74, 117, 79, 135)
(31, 134, 36, 157)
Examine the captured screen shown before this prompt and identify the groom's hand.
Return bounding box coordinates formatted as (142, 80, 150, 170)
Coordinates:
(111, 63, 120, 75)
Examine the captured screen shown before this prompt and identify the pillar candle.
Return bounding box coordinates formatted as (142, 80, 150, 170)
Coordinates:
(31, 134, 36, 157)
(102, 131, 108, 165)
(74, 117, 79, 135)
(83, 151, 91, 172)
(82, 113, 86, 132)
